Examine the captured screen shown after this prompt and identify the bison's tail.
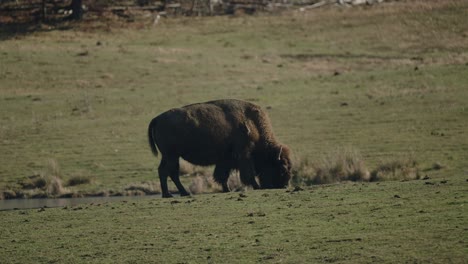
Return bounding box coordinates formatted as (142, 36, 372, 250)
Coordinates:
(148, 117, 159, 157)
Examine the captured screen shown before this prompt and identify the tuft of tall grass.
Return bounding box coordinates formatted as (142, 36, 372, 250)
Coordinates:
(228, 172, 244, 192)
(1, 189, 17, 199)
(18, 174, 47, 189)
(13, 159, 71, 198)
(124, 181, 160, 195)
(431, 162, 444, 171)
(189, 175, 222, 194)
(189, 176, 208, 194)
(188, 169, 254, 194)
(46, 176, 66, 196)
(293, 149, 422, 186)
(371, 155, 420, 181)
(43, 159, 69, 196)
(45, 159, 61, 179)
(179, 160, 196, 176)
(179, 159, 214, 178)
(291, 158, 316, 186)
(67, 175, 93, 186)
(293, 148, 370, 186)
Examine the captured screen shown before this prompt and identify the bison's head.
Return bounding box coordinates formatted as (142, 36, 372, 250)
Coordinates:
(259, 144, 292, 189)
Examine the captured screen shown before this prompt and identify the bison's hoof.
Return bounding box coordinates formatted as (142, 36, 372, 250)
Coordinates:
(162, 193, 174, 198)
(180, 192, 191, 197)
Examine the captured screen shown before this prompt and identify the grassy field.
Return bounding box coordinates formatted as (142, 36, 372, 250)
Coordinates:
(1, 0, 467, 196)
(1, 177, 467, 263)
(0, 0, 467, 261)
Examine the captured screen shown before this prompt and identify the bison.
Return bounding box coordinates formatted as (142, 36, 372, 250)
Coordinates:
(148, 99, 292, 198)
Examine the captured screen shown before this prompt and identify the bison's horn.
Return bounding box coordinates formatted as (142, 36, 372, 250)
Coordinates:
(242, 122, 251, 135)
(278, 146, 283, 160)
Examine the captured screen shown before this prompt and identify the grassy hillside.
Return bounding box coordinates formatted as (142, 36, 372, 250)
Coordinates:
(1, 1, 467, 197)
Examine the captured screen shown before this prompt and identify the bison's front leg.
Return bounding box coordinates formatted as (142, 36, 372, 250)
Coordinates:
(239, 158, 260, 190)
(213, 162, 232, 192)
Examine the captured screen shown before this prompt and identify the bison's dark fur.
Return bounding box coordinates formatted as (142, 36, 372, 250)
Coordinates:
(148, 99, 292, 198)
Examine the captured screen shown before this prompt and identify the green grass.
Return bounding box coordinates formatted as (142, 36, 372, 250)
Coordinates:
(1, 3, 467, 194)
(1, 178, 466, 263)
(1, 1, 467, 195)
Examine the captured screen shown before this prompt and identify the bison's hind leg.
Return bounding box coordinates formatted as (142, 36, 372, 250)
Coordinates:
(158, 159, 173, 198)
(159, 157, 190, 198)
(158, 157, 172, 198)
(168, 158, 190, 197)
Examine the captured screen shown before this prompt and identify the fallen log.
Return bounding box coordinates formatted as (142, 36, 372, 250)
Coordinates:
(301, 0, 335, 9)
(300, 0, 385, 10)
(104, 5, 165, 12)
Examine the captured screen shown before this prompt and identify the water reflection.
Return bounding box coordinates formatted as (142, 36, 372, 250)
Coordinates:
(0, 195, 158, 211)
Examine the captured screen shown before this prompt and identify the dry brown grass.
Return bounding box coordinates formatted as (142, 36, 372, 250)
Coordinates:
(291, 157, 314, 186)
(293, 148, 370, 186)
(8, 159, 71, 198)
(189, 176, 208, 194)
(124, 181, 161, 195)
(189, 174, 223, 194)
(179, 159, 196, 176)
(1, 189, 15, 200)
(179, 159, 214, 177)
(371, 155, 420, 181)
(18, 174, 47, 189)
(67, 175, 93, 186)
(187, 171, 246, 194)
(46, 176, 66, 196)
(293, 149, 423, 186)
(227, 172, 244, 192)
(42, 159, 69, 196)
(431, 162, 444, 171)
